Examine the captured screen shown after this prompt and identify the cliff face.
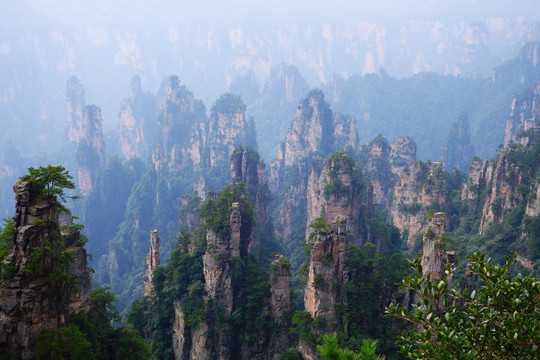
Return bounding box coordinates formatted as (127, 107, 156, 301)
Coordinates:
(390, 136, 417, 176)
(442, 111, 474, 172)
(154, 75, 207, 176)
(504, 81, 540, 147)
(118, 75, 157, 160)
(421, 213, 447, 280)
(270, 89, 357, 192)
(388, 161, 448, 246)
(0, 181, 90, 359)
(230, 147, 271, 250)
(304, 218, 348, 333)
(142, 230, 160, 297)
(478, 151, 526, 234)
(66, 76, 86, 143)
(76, 105, 106, 196)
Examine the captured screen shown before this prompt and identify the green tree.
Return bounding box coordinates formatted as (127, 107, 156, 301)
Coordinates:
(19, 165, 77, 211)
(386, 252, 539, 359)
(317, 333, 385, 360)
(36, 324, 93, 360)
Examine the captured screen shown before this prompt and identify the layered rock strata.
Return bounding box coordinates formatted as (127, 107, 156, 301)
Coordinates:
(0, 181, 90, 359)
(388, 161, 447, 246)
(143, 230, 160, 297)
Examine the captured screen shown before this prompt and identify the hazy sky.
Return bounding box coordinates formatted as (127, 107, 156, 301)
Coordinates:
(22, 0, 540, 26)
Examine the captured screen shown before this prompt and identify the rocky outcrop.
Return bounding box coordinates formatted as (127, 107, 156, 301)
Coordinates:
(230, 147, 271, 250)
(270, 89, 357, 192)
(208, 93, 257, 170)
(525, 180, 540, 217)
(118, 75, 157, 160)
(504, 81, 540, 147)
(421, 213, 447, 280)
(461, 157, 493, 215)
(442, 111, 474, 172)
(0, 181, 90, 359)
(304, 218, 348, 333)
(359, 135, 395, 205)
(390, 136, 417, 176)
(142, 230, 160, 297)
(76, 105, 106, 196)
(478, 151, 526, 234)
(267, 254, 294, 360)
(66, 75, 86, 143)
(389, 161, 448, 246)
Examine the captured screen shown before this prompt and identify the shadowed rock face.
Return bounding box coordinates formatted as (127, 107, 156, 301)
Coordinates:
(421, 212, 446, 280)
(388, 161, 447, 247)
(143, 230, 160, 297)
(0, 181, 90, 359)
(77, 105, 106, 196)
(304, 218, 348, 332)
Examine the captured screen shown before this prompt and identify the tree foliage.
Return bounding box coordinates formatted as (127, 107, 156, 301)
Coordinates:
(317, 333, 385, 360)
(386, 251, 539, 359)
(19, 165, 76, 211)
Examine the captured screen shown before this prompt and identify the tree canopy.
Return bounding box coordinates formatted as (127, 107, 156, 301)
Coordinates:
(386, 251, 539, 359)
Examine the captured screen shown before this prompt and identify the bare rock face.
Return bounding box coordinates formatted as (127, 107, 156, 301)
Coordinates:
(143, 230, 160, 297)
(390, 136, 417, 176)
(118, 75, 157, 160)
(504, 81, 540, 147)
(76, 105, 106, 196)
(304, 218, 348, 333)
(421, 213, 446, 280)
(461, 157, 493, 214)
(356, 135, 396, 207)
(270, 89, 357, 192)
(0, 181, 90, 359)
(209, 93, 256, 169)
(202, 203, 244, 360)
(230, 147, 271, 250)
(478, 151, 525, 234)
(442, 111, 474, 172)
(526, 180, 540, 217)
(66, 75, 86, 143)
(388, 161, 447, 246)
(155, 75, 207, 176)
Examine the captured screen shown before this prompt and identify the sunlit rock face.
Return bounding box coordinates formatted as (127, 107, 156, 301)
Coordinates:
(388, 161, 447, 247)
(0, 181, 90, 359)
(76, 105, 105, 196)
(118, 76, 157, 161)
(504, 81, 540, 147)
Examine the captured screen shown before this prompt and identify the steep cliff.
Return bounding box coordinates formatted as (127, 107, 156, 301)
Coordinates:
(118, 75, 157, 160)
(390, 137, 417, 176)
(0, 181, 90, 359)
(504, 81, 540, 147)
(268, 254, 294, 360)
(76, 105, 106, 196)
(304, 218, 348, 332)
(442, 111, 474, 172)
(270, 89, 357, 192)
(421, 213, 447, 280)
(142, 230, 160, 297)
(388, 161, 448, 246)
(66, 75, 86, 144)
(230, 146, 272, 250)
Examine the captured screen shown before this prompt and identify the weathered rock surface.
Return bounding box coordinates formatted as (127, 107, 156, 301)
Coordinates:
(390, 136, 417, 176)
(118, 75, 157, 160)
(142, 230, 160, 297)
(304, 218, 348, 332)
(76, 105, 106, 196)
(504, 81, 540, 147)
(442, 111, 474, 172)
(421, 213, 447, 280)
(270, 89, 357, 192)
(267, 254, 294, 360)
(0, 181, 90, 359)
(388, 161, 447, 246)
(66, 75, 86, 143)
